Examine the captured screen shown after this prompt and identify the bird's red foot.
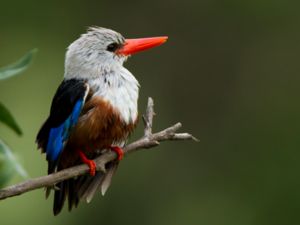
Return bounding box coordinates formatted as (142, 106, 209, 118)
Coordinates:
(77, 150, 96, 176)
(110, 146, 124, 161)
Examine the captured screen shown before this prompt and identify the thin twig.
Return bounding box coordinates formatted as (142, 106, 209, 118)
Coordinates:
(143, 97, 154, 137)
(0, 97, 197, 200)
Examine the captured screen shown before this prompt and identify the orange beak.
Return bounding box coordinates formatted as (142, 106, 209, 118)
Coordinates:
(117, 36, 168, 55)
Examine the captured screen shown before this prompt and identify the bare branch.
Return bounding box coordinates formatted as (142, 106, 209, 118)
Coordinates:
(0, 97, 197, 200)
(143, 97, 155, 137)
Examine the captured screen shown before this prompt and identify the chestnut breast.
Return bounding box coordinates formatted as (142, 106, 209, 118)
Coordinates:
(68, 96, 138, 151)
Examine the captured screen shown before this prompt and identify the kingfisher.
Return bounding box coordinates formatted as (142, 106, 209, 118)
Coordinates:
(36, 27, 167, 215)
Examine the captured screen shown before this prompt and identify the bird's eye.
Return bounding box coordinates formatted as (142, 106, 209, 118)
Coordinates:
(107, 43, 119, 52)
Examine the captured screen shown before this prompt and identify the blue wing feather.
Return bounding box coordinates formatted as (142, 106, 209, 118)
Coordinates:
(46, 124, 64, 161)
(46, 99, 84, 161)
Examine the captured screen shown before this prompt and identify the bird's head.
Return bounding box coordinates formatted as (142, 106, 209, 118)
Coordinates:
(64, 27, 168, 79)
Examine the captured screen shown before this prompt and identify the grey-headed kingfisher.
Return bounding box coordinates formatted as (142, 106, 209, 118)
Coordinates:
(36, 27, 167, 215)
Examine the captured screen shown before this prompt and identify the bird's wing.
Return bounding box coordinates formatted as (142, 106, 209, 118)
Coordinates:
(36, 79, 90, 163)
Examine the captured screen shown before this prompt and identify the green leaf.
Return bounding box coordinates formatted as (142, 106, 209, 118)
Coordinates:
(0, 49, 37, 80)
(0, 102, 22, 135)
(0, 139, 28, 188)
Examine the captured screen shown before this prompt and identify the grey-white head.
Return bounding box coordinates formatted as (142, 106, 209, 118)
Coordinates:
(64, 27, 128, 79)
(64, 26, 168, 80)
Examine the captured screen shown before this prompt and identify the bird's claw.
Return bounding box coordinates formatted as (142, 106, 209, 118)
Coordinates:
(77, 150, 96, 176)
(87, 160, 96, 176)
(110, 146, 124, 161)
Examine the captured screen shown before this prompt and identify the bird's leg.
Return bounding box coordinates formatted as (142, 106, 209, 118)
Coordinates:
(110, 146, 124, 161)
(77, 150, 96, 176)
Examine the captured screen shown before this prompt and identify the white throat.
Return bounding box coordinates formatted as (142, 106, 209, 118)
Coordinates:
(88, 66, 140, 124)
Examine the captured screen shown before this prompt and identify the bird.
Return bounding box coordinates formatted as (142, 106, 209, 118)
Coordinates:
(36, 26, 168, 215)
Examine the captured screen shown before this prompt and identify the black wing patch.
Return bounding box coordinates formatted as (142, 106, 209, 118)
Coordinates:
(36, 79, 89, 162)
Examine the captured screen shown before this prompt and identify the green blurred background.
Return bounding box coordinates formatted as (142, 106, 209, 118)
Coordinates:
(1, 0, 300, 224)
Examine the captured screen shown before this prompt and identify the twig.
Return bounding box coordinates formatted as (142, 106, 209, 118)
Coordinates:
(0, 97, 198, 200)
(143, 97, 154, 137)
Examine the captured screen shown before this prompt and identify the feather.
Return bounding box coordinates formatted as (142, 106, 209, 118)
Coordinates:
(82, 172, 105, 203)
(36, 79, 89, 163)
(46, 99, 83, 161)
(53, 181, 67, 215)
(101, 162, 119, 196)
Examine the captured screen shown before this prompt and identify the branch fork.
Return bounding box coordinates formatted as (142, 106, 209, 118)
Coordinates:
(0, 97, 198, 200)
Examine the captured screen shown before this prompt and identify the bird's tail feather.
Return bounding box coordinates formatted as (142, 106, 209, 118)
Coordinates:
(53, 181, 68, 215)
(51, 161, 119, 215)
(79, 171, 105, 203)
(100, 162, 119, 196)
(79, 161, 119, 202)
